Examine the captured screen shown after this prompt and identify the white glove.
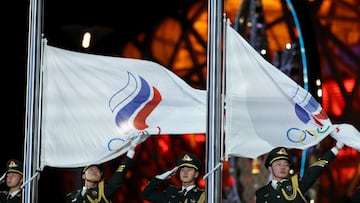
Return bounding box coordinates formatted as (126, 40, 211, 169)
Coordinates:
(155, 166, 179, 180)
(81, 186, 87, 196)
(335, 141, 344, 149)
(131, 130, 151, 147)
(127, 130, 151, 158)
(331, 140, 344, 155)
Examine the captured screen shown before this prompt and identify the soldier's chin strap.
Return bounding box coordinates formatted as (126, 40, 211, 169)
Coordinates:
(202, 162, 222, 180)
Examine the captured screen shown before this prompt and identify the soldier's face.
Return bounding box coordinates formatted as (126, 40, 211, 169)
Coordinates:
(83, 166, 102, 183)
(6, 172, 23, 188)
(179, 167, 198, 185)
(269, 159, 290, 181)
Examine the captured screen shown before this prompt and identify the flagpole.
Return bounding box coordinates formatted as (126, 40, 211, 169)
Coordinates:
(24, 0, 43, 202)
(206, 0, 223, 202)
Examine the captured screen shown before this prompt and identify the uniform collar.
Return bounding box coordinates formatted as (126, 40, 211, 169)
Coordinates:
(8, 189, 21, 198)
(182, 185, 196, 192)
(271, 180, 279, 189)
(271, 179, 287, 189)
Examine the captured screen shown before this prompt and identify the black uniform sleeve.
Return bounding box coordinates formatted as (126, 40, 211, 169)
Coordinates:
(142, 177, 177, 203)
(65, 190, 84, 203)
(255, 182, 273, 203)
(105, 155, 133, 197)
(299, 149, 336, 192)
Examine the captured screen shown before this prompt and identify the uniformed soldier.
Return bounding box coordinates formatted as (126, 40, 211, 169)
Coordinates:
(0, 159, 23, 203)
(255, 141, 344, 203)
(142, 152, 205, 203)
(65, 132, 149, 203)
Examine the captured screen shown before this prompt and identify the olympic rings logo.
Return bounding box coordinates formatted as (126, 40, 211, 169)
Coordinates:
(286, 125, 331, 145)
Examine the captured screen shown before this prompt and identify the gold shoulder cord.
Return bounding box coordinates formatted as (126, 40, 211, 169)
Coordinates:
(197, 191, 206, 203)
(86, 181, 111, 203)
(281, 175, 308, 203)
(184, 191, 206, 203)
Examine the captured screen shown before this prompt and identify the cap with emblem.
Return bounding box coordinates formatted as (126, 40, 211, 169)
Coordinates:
(265, 147, 292, 168)
(6, 159, 23, 176)
(176, 153, 201, 171)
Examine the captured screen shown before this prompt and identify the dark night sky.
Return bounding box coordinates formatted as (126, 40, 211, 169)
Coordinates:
(2, 1, 28, 165)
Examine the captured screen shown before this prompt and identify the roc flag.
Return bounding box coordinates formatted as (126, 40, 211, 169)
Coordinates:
(224, 21, 336, 159)
(41, 44, 206, 168)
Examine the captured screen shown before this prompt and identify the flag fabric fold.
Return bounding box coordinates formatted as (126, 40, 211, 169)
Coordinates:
(41, 44, 207, 168)
(224, 20, 360, 159)
(330, 124, 360, 151)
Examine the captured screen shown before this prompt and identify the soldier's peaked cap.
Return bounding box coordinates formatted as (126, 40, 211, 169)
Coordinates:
(82, 164, 104, 174)
(177, 153, 201, 171)
(265, 147, 292, 168)
(6, 159, 23, 176)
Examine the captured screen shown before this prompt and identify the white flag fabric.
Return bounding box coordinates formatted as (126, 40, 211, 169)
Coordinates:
(224, 20, 360, 159)
(41, 44, 206, 168)
(330, 124, 360, 151)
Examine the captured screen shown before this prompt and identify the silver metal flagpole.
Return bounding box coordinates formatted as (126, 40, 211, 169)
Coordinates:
(24, 0, 43, 202)
(206, 0, 223, 202)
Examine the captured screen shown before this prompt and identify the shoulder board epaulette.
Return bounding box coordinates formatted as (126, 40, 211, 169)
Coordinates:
(66, 189, 81, 197)
(0, 191, 9, 195)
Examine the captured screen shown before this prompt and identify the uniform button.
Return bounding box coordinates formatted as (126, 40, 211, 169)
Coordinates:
(276, 195, 280, 198)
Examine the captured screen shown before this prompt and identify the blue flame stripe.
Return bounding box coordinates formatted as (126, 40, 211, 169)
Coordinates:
(115, 76, 151, 127)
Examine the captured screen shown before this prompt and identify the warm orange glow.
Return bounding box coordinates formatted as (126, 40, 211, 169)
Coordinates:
(158, 135, 171, 153)
(198, 178, 206, 188)
(189, 2, 207, 40)
(335, 168, 356, 184)
(251, 158, 260, 174)
(182, 134, 206, 149)
(121, 42, 142, 59)
(151, 18, 182, 66)
(338, 147, 360, 159)
(322, 78, 356, 116)
(318, 0, 360, 45)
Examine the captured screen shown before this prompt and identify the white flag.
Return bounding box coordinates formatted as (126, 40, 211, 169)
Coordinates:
(224, 21, 360, 159)
(41, 44, 206, 168)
